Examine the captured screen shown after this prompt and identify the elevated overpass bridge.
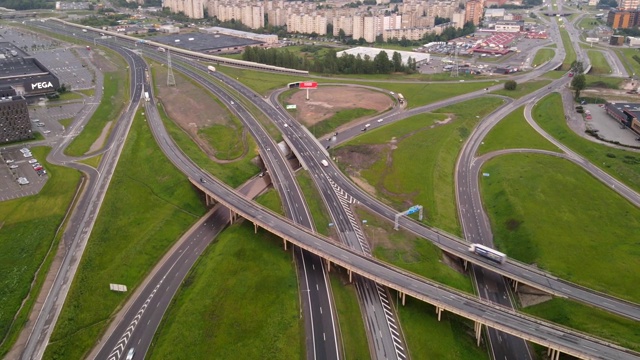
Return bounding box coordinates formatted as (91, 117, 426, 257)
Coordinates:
(189, 178, 640, 360)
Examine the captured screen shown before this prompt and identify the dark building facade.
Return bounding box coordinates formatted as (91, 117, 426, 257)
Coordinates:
(0, 42, 60, 98)
(0, 87, 33, 144)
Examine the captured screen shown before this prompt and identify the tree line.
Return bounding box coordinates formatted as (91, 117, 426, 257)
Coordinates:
(0, 0, 54, 10)
(241, 46, 417, 74)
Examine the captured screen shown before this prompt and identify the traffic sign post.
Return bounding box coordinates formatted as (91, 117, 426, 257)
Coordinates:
(394, 205, 423, 230)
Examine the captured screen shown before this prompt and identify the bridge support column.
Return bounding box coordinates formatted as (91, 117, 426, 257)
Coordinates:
(325, 259, 331, 272)
(205, 194, 214, 207)
(229, 209, 236, 224)
(463, 260, 468, 271)
(348, 269, 352, 283)
(435, 306, 443, 321)
(254, 222, 258, 233)
(397, 291, 405, 306)
(474, 322, 482, 346)
(283, 238, 287, 251)
(547, 348, 560, 360)
(513, 279, 519, 292)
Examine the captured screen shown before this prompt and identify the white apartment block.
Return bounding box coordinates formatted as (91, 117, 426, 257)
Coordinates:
(163, 0, 205, 19)
(287, 13, 327, 35)
(451, 11, 465, 28)
(383, 27, 433, 41)
(333, 15, 354, 36)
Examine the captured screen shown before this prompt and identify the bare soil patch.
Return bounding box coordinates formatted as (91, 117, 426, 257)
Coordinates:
(88, 121, 112, 153)
(89, 48, 120, 73)
(287, 86, 393, 126)
(152, 64, 243, 161)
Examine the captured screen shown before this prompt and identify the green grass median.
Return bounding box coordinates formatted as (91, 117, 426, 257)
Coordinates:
(147, 221, 302, 360)
(44, 108, 207, 360)
(477, 105, 560, 155)
(64, 70, 129, 156)
(480, 153, 640, 303)
(531, 48, 556, 67)
(0, 147, 82, 357)
(336, 97, 505, 235)
(587, 50, 612, 75)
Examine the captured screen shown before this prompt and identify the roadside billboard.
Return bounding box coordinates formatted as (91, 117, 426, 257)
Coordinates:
(299, 81, 318, 89)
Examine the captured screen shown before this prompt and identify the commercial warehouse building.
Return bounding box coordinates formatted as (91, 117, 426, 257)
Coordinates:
(604, 102, 640, 135)
(0, 86, 33, 144)
(0, 42, 60, 98)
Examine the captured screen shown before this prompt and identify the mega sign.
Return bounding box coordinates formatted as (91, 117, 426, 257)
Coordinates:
(299, 81, 318, 89)
(30, 81, 54, 90)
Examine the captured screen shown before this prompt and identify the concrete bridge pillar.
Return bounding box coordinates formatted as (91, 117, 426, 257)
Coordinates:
(348, 269, 352, 283)
(254, 222, 258, 233)
(326, 259, 331, 272)
(547, 347, 561, 360)
(474, 322, 482, 346)
(435, 306, 443, 321)
(205, 194, 215, 207)
(513, 279, 519, 292)
(229, 209, 237, 224)
(463, 260, 468, 271)
(283, 238, 287, 251)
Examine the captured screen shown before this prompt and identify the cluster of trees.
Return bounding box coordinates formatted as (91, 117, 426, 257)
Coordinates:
(0, 0, 54, 10)
(79, 13, 129, 27)
(241, 46, 418, 74)
(597, 0, 618, 8)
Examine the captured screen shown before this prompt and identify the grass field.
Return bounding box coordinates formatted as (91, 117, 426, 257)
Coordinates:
(217, 66, 497, 109)
(491, 80, 552, 99)
(531, 48, 556, 67)
(0, 147, 82, 357)
(578, 18, 605, 30)
(64, 70, 129, 156)
(58, 118, 74, 129)
(198, 124, 246, 160)
(476, 105, 560, 155)
(147, 221, 303, 360)
(44, 108, 207, 360)
(309, 108, 377, 137)
(523, 298, 640, 352)
(559, 28, 577, 71)
(533, 93, 640, 192)
(585, 75, 623, 89)
(157, 102, 259, 187)
(480, 153, 640, 302)
(77, 154, 102, 169)
(337, 97, 505, 235)
(587, 50, 613, 75)
(328, 272, 370, 360)
(614, 48, 640, 77)
(359, 207, 474, 293)
(296, 171, 332, 236)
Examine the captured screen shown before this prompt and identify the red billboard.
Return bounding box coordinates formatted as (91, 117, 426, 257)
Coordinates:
(299, 81, 318, 89)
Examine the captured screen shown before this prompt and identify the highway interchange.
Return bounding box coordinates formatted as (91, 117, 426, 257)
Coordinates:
(12, 7, 640, 360)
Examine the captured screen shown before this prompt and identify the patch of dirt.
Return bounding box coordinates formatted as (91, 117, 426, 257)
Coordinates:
(87, 121, 112, 154)
(89, 49, 119, 73)
(517, 284, 553, 307)
(287, 86, 394, 126)
(152, 64, 245, 162)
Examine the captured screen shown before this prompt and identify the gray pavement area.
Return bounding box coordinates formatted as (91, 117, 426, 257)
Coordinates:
(0, 25, 102, 203)
(33, 48, 95, 90)
(0, 147, 48, 202)
(583, 103, 640, 146)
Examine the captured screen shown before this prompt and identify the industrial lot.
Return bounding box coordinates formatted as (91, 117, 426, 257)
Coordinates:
(1, 1, 640, 360)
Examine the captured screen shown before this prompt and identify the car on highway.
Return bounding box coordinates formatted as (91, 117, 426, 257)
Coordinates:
(377, 119, 383, 123)
(126, 348, 135, 360)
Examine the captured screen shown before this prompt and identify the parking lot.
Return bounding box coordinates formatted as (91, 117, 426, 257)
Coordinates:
(33, 47, 94, 90)
(584, 104, 640, 146)
(0, 147, 48, 201)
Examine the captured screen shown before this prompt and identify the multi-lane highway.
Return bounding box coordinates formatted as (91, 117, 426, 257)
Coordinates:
(20, 46, 146, 360)
(18, 16, 640, 360)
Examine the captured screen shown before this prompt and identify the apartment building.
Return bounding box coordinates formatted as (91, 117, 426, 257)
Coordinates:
(163, 0, 205, 19)
(465, 0, 483, 25)
(619, 0, 640, 10)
